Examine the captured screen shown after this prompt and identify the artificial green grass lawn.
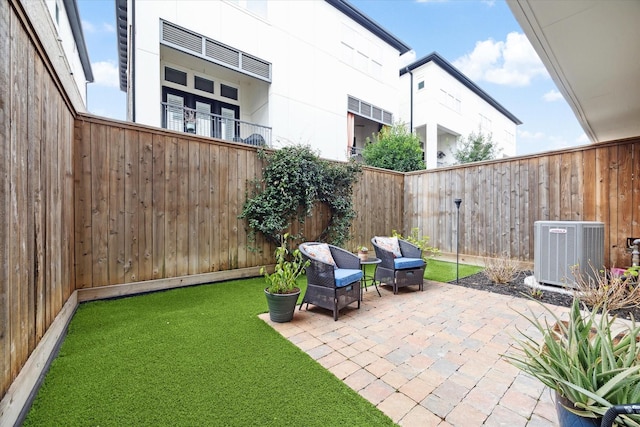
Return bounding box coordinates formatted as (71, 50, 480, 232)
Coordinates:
(25, 260, 481, 426)
(24, 277, 395, 426)
(423, 259, 484, 283)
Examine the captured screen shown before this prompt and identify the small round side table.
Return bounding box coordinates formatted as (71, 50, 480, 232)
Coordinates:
(360, 257, 382, 299)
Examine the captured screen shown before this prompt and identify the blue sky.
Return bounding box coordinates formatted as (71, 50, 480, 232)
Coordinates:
(77, 0, 588, 156)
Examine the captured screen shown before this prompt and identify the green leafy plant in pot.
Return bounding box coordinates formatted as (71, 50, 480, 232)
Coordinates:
(504, 298, 640, 426)
(261, 233, 309, 323)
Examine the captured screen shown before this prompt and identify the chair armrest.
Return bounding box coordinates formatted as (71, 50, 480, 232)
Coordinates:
(399, 239, 422, 259)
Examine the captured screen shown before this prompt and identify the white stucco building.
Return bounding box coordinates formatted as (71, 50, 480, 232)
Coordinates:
(400, 53, 521, 168)
(116, 0, 412, 162)
(116, 0, 520, 167)
(24, 0, 93, 109)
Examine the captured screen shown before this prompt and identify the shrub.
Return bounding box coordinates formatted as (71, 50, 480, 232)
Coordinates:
(362, 122, 425, 172)
(239, 145, 361, 247)
(483, 254, 520, 284)
(392, 228, 440, 262)
(571, 264, 640, 311)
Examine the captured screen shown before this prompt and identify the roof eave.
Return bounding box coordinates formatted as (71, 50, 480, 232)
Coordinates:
(116, 0, 127, 92)
(402, 52, 523, 126)
(63, 0, 93, 82)
(325, 0, 411, 55)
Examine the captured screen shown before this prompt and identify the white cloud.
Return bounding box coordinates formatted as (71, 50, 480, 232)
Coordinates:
(453, 32, 548, 87)
(91, 61, 120, 88)
(543, 89, 563, 102)
(81, 19, 95, 33)
(518, 130, 545, 139)
(102, 23, 115, 33)
(82, 20, 114, 34)
(576, 133, 589, 144)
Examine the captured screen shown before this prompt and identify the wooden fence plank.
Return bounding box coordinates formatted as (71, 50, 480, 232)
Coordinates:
(218, 146, 229, 270)
(175, 137, 189, 276)
(124, 128, 140, 282)
(138, 131, 153, 281)
(26, 42, 37, 351)
(198, 143, 211, 272)
(616, 143, 634, 265)
(108, 125, 125, 285)
(583, 149, 597, 220)
(91, 123, 109, 286)
(0, 0, 11, 397)
(10, 15, 29, 379)
(188, 140, 200, 274)
(228, 148, 239, 269)
(152, 134, 166, 278)
(236, 149, 247, 269)
(164, 137, 177, 278)
(210, 144, 220, 271)
(74, 119, 93, 288)
(608, 147, 620, 265)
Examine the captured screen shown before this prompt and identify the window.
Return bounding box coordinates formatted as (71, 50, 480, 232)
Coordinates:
(165, 67, 187, 86)
(417, 81, 425, 90)
(440, 89, 461, 113)
(479, 114, 492, 132)
(195, 76, 214, 94)
(220, 84, 238, 100)
(228, 0, 267, 19)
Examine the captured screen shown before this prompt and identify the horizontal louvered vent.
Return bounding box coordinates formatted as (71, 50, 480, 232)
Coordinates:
(242, 55, 270, 80)
(348, 96, 360, 111)
(347, 96, 393, 125)
(206, 40, 240, 68)
(160, 20, 271, 83)
(162, 22, 202, 55)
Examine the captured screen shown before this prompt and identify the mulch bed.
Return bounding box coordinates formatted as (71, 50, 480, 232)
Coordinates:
(448, 270, 640, 321)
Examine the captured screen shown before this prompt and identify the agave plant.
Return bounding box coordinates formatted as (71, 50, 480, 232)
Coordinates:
(504, 298, 640, 426)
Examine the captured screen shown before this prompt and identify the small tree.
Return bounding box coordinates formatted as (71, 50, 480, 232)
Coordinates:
(362, 122, 425, 172)
(454, 131, 500, 164)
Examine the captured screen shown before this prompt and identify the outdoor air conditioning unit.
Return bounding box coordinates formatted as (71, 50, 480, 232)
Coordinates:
(534, 221, 605, 288)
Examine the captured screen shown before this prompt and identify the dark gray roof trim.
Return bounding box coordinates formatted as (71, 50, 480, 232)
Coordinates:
(63, 0, 93, 82)
(325, 0, 411, 55)
(116, 0, 127, 91)
(402, 52, 522, 125)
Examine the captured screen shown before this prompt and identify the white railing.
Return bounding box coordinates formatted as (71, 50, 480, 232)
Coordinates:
(162, 103, 272, 147)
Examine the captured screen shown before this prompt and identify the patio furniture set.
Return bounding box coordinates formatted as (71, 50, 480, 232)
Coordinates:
(298, 236, 426, 320)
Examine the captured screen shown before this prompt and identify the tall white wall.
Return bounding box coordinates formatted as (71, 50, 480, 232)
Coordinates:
(131, 0, 402, 162)
(400, 61, 517, 168)
(43, 0, 90, 108)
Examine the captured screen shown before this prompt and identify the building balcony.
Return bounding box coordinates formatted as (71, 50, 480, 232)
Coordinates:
(162, 103, 272, 147)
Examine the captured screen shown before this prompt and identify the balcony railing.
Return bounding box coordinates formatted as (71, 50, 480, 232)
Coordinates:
(161, 103, 272, 147)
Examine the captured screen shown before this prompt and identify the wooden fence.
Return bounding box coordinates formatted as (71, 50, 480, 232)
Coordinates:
(2, 0, 640, 417)
(73, 115, 406, 288)
(1, 0, 76, 403)
(405, 138, 640, 267)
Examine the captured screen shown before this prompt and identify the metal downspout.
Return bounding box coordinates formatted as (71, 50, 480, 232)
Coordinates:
(405, 67, 413, 131)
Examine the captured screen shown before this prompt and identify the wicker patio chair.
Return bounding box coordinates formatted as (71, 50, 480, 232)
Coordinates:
(299, 242, 362, 321)
(371, 236, 425, 294)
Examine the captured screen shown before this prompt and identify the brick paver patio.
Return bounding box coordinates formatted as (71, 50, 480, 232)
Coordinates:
(260, 279, 567, 426)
